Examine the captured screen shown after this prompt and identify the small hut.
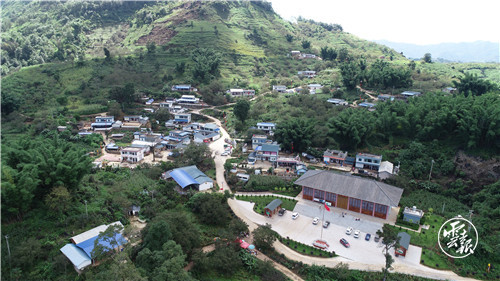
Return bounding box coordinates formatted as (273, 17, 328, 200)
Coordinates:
(264, 199, 283, 217)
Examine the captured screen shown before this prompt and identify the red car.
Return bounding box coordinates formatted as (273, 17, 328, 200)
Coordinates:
(340, 238, 350, 248)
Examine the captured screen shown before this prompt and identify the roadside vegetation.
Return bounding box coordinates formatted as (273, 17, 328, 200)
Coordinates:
(235, 195, 297, 215)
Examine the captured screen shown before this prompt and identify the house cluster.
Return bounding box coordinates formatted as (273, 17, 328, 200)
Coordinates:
(60, 221, 126, 272)
(162, 165, 214, 194)
(91, 115, 150, 131)
(227, 88, 256, 97)
(322, 150, 399, 179)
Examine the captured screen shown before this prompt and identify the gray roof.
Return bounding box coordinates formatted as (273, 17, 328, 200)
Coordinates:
(265, 199, 283, 212)
(261, 143, 280, 153)
(398, 232, 411, 249)
(324, 149, 347, 159)
(294, 170, 403, 207)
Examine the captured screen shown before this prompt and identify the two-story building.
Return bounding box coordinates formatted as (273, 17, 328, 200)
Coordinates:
(256, 143, 280, 162)
(403, 206, 424, 224)
(355, 153, 382, 171)
(200, 123, 220, 133)
(323, 150, 348, 166)
(91, 116, 115, 130)
(121, 147, 144, 163)
(257, 122, 276, 135)
(174, 113, 191, 124)
(176, 95, 199, 104)
(272, 85, 287, 93)
(252, 134, 268, 150)
(227, 89, 256, 97)
(171, 85, 197, 92)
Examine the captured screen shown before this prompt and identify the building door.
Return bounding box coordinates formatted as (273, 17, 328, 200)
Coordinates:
(337, 195, 348, 209)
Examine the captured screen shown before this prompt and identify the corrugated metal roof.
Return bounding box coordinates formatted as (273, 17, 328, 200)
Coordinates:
(294, 170, 403, 207)
(76, 232, 127, 258)
(170, 169, 198, 188)
(71, 225, 108, 244)
(265, 199, 283, 212)
(398, 232, 411, 249)
(60, 244, 92, 270)
(261, 144, 279, 153)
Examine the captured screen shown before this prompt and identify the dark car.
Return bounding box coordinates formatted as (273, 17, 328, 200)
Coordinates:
(278, 208, 286, 216)
(365, 233, 371, 241)
(340, 238, 350, 248)
(374, 235, 380, 242)
(322, 221, 330, 228)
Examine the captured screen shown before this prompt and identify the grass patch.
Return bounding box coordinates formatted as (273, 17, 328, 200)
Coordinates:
(280, 237, 336, 258)
(205, 168, 216, 179)
(420, 248, 452, 270)
(235, 195, 297, 215)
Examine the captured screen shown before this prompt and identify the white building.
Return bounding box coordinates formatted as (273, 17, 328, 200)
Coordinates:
(121, 147, 144, 163)
(177, 95, 199, 104)
(227, 89, 255, 97)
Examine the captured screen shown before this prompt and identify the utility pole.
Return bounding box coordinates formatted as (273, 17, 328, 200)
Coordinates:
(5, 235, 11, 260)
(84, 200, 88, 218)
(428, 159, 435, 181)
(468, 210, 474, 232)
(442, 202, 446, 214)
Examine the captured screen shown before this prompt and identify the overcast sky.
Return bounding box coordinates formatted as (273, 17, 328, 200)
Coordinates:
(270, 0, 499, 45)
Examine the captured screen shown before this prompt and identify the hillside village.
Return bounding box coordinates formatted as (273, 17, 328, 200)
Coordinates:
(1, 1, 499, 281)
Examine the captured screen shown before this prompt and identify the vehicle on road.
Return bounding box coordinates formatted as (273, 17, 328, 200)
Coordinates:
(346, 227, 353, 235)
(292, 212, 299, 220)
(354, 229, 360, 238)
(365, 233, 371, 241)
(312, 217, 320, 225)
(323, 221, 330, 228)
(278, 208, 286, 216)
(221, 151, 230, 156)
(374, 235, 380, 242)
(340, 238, 350, 248)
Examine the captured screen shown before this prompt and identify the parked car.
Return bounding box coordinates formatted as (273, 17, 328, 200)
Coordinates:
(278, 208, 286, 216)
(221, 151, 229, 156)
(354, 230, 360, 238)
(291, 212, 299, 220)
(340, 238, 350, 248)
(312, 217, 320, 225)
(323, 221, 330, 228)
(374, 235, 380, 242)
(346, 227, 353, 235)
(365, 233, 371, 241)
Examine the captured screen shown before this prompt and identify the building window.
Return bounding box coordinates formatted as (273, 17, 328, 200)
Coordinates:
(303, 187, 313, 196)
(362, 201, 374, 211)
(375, 204, 388, 214)
(349, 198, 361, 208)
(325, 192, 336, 203)
(314, 189, 324, 200)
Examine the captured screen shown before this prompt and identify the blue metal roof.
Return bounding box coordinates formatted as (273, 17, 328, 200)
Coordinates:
(170, 169, 199, 189)
(76, 233, 127, 258)
(257, 122, 276, 126)
(60, 244, 92, 270)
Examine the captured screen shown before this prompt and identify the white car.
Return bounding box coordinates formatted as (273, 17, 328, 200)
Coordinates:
(354, 229, 360, 238)
(292, 212, 299, 220)
(221, 151, 230, 156)
(346, 227, 353, 235)
(312, 217, 320, 225)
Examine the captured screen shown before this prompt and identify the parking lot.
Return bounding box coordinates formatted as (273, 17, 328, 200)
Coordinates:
(233, 199, 422, 267)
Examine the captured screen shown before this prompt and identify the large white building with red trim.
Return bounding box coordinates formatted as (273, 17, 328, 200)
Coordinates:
(295, 170, 403, 220)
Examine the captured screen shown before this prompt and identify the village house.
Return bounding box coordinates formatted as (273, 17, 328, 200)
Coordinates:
(257, 122, 276, 135)
(193, 131, 220, 143)
(358, 102, 376, 109)
(396, 232, 411, 257)
(355, 153, 382, 171)
(378, 161, 397, 179)
(91, 116, 115, 130)
(124, 115, 149, 124)
(378, 94, 394, 102)
(60, 221, 126, 273)
(255, 143, 280, 162)
(323, 149, 348, 166)
(227, 89, 256, 97)
(171, 84, 197, 92)
(174, 113, 192, 124)
(272, 85, 287, 93)
(290, 50, 301, 57)
(145, 98, 154, 105)
(295, 170, 403, 220)
(300, 53, 316, 59)
(401, 91, 422, 98)
(298, 70, 317, 78)
(252, 134, 268, 149)
(162, 165, 214, 193)
(120, 147, 144, 163)
(327, 98, 348, 106)
(176, 95, 199, 104)
(200, 123, 220, 133)
(264, 199, 283, 217)
(443, 87, 457, 94)
(403, 206, 425, 224)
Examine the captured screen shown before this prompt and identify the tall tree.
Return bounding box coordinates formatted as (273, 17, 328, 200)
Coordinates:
(452, 73, 498, 97)
(301, 40, 311, 49)
(274, 118, 315, 152)
(191, 48, 221, 82)
(422, 53, 432, 63)
(253, 224, 277, 251)
(328, 108, 375, 150)
(376, 224, 401, 281)
(233, 99, 250, 124)
(339, 61, 360, 90)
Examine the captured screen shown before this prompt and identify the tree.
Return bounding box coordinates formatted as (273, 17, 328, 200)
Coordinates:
(143, 220, 172, 251)
(274, 118, 315, 152)
(285, 34, 293, 42)
(45, 186, 71, 215)
(154, 108, 172, 124)
(89, 252, 146, 281)
(376, 224, 401, 281)
(339, 61, 361, 90)
(328, 108, 375, 150)
(187, 193, 230, 226)
(452, 73, 498, 97)
(301, 40, 311, 49)
(191, 48, 221, 82)
(209, 244, 243, 276)
(162, 212, 201, 254)
(103, 47, 111, 60)
(253, 224, 276, 251)
(175, 143, 212, 169)
(408, 60, 416, 70)
(320, 47, 337, 61)
(233, 99, 250, 123)
(422, 53, 432, 63)
(1, 91, 22, 116)
(146, 41, 156, 53)
(91, 224, 126, 261)
(337, 47, 349, 62)
(175, 62, 186, 74)
(109, 83, 136, 108)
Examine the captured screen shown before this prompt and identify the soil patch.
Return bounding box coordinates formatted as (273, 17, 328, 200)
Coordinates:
(454, 151, 500, 186)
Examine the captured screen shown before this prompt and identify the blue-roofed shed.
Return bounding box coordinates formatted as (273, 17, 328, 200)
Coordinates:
(164, 165, 214, 192)
(60, 244, 92, 271)
(76, 233, 127, 258)
(169, 169, 199, 189)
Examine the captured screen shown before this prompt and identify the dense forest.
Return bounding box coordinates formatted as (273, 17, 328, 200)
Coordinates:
(1, 0, 499, 280)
